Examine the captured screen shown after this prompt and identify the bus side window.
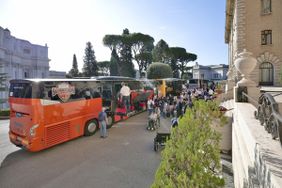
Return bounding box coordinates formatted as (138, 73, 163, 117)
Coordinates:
(91, 89, 101, 98)
(47, 90, 59, 101)
(102, 90, 112, 99)
(37, 90, 45, 98)
(84, 90, 91, 99)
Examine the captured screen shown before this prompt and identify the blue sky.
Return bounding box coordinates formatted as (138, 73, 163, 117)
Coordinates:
(0, 0, 227, 72)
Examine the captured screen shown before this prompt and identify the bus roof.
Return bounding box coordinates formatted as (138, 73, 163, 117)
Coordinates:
(94, 76, 137, 81)
(150, 78, 185, 81)
(10, 76, 138, 83)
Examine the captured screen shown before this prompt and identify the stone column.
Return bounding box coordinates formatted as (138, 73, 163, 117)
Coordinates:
(234, 49, 260, 104)
(225, 69, 235, 99)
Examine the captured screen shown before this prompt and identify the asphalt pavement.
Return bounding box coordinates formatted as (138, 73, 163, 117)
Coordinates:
(0, 112, 164, 188)
(0, 112, 233, 187)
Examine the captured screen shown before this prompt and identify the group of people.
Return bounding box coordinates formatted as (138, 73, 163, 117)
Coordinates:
(146, 93, 192, 131)
(99, 81, 218, 137)
(146, 82, 218, 131)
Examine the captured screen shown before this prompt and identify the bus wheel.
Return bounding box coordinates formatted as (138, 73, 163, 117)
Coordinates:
(84, 119, 98, 136)
(106, 115, 114, 129)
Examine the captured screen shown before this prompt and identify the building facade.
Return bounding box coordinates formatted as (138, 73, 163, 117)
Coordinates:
(193, 62, 229, 81)
(225, 0, 282, 86)
(49, 70, 66, 78)
(0, 27, 50, 108)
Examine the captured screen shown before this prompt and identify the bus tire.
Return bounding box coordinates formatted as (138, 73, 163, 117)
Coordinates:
(84, 119, 98, 136)
(106, 115, 114, 129)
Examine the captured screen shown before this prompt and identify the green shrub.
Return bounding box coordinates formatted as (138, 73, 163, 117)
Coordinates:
(151, 100, 226, 188)
(0, 109, 10, 116)
(147, 62, 173, 79)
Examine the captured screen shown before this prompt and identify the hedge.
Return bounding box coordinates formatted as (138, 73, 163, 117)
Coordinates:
(151, 100, 227, 187)
(0, 109, 10, 116)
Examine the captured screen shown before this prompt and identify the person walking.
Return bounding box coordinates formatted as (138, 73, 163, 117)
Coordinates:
(147, 97, 154, 116)
(98, 107, 108, 138)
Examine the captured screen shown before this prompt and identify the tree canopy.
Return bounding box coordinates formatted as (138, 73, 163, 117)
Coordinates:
(130, 32, 154, 75)
(102, 30, 197, 78)
(152, 39, 170, 63)
(119, 29, 135, 77)
(103, 29, 137, 77)
(82, 42, 98, 77)
(109, 49, 120, 76)
(169, 47, 197, 78)
(98, 61, 110, 76)
(147, 62, 173, 79)
(67, 54, 80, 78)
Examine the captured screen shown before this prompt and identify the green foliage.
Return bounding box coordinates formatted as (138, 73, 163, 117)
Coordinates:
(110, 49, 120, 76)
(0, 109, 10, 116)
(152, 100, 226, 188)
(103, 29, 136, 77)
(182, 72, 193, 80)
(98, 61, 110, 76)
(82, 42, 98, 77)
(168, 47, 197, 78)
(152, 39, 170, 63)
(119, 29, 135, 77)
(67, 54, 80, 78)
(103, 31, 197, 78)
(147, 62, 173, 79)
(130, 32, 154, 76)
(103, 34, 123, 51)
(135, 52, 153, 73)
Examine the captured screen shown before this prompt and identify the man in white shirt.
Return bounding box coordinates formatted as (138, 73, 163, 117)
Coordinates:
(120, 82, 131, 113)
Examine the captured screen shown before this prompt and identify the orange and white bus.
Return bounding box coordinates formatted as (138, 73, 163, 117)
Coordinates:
(9, 77, 153, 152)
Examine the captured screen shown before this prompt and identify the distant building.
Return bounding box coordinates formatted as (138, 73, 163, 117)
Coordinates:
(192, 63, 229, 81)
(225, 0, 282, 86)
(49, 70, 66, 78)
(0, 26, 49, 108)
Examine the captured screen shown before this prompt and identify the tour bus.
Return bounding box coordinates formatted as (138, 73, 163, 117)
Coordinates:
(154, 78, 186, 97)
(9, 77, 153, 152)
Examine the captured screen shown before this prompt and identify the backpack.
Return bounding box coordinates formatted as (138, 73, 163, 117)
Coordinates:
(98, 111, 106, 121)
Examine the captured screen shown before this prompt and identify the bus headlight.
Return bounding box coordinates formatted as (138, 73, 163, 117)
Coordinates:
(30, 124, 39, 137)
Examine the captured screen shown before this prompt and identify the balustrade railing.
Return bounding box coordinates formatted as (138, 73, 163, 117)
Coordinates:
(252, 92, 282, 147)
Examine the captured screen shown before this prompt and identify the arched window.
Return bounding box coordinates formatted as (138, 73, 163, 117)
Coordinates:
(259, 62, 273, 85)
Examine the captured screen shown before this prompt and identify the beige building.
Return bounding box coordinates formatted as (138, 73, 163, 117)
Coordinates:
(225, 0, 282, 86)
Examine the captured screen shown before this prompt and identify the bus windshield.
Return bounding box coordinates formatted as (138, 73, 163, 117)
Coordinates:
(9, 82, 32, 98)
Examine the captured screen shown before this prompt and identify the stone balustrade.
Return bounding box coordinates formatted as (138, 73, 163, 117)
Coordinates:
(232, 101, 282, 187)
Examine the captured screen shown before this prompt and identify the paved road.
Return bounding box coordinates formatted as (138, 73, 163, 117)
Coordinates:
(0, 119, 19, 163)
(0, 113, 162, 188)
